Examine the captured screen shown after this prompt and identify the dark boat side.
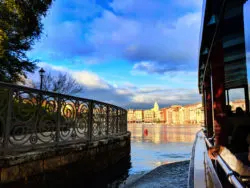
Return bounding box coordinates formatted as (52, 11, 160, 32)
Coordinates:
(189, 0, 250, 187)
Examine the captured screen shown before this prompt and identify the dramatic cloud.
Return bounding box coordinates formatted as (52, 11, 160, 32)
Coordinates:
(30, 0, 202, 73)
(27, 0, 250, 108)
(89, 10, 201, 68)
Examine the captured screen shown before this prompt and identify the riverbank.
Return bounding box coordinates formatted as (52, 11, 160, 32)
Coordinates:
(122, 160, 189, 188)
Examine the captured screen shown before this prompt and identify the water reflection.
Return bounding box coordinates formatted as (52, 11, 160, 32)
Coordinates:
(128, 124, 200, 144)
(128, 124, 201, 175)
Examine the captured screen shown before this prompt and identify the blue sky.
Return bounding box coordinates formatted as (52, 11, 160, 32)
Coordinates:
(27, 0, 250, 109)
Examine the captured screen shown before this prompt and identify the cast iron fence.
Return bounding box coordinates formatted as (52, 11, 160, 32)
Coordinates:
(0, 82, 127, 154)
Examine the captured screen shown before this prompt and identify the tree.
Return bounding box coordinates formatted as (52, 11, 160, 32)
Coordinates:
(0, 0, 53, 83)
(39, 72, 84, 95)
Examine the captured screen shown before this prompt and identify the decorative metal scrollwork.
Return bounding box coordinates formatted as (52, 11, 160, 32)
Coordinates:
(108, 107, 117, 134)
(0, 82, 127, 154)
(92, 103, 107, 139)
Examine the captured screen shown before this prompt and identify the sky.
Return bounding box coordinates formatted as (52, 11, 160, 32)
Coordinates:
(27, 0, 250, 109)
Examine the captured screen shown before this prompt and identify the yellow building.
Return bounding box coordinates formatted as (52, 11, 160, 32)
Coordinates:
(144, 110, 154, 122)
(166, 108, 173, 125)
(179, 107, 185, 125)
(134, 110, 143, 122)
(189, 105, 197, 124)
(195, 103, 204, 124)
(171, 105, 182, 125)
(127, 109, 135, 123)
(127, 101, 205, 125)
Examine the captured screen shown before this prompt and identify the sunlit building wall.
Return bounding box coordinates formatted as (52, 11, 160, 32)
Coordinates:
(171, 105, 182, 125)
(128, 100, 246, 125)
(166, 108, 173, 124)
(179, 107, 185, 124)
(127, 109, 135, 123)
(155, 111, 161, 122)
(160, 108, 167, 123)
(135, 110, 143, 122)
(195, 103, 204, 124)
(189, 105, 197, 124)
(144, 110, 154, 122)
(183, 105, 191, 124)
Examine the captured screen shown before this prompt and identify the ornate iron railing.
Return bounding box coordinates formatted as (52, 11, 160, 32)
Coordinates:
(0, 82, 127, 154)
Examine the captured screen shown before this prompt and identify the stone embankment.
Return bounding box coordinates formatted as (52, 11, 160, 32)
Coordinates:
(0, 133, 131, 184)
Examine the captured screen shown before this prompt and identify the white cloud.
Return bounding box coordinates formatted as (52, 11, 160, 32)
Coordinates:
(16, 75, 35, 88)
(138, 87, 164, 93)
(116, 88, 133, 95)
(123, 82, 137, 89)
(37, 62, 110, 89)
(72, 71, 110, 89)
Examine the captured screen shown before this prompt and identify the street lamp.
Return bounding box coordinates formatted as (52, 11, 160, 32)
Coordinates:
(39, 68, 45, 90)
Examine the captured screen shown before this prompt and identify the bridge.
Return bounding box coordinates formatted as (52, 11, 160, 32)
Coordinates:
(0, 82, 130, 184)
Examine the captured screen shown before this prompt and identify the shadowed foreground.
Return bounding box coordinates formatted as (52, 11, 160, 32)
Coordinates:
(124, 160, 189, 188)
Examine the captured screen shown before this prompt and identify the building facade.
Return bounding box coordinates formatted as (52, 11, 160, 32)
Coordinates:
(127, 100, 249, 125)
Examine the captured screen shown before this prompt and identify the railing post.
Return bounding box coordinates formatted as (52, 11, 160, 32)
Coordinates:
(56, 95, 61, 144)
(106, 105, 109, 137)
(88, 101, 93, 141)
(3, 88, 13, 154)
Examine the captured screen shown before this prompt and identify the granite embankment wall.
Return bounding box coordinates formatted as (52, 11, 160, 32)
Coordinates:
(0, 132, 131, 184)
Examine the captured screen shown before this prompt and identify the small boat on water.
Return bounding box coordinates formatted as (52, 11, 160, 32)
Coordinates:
(189, 0, 250, 187)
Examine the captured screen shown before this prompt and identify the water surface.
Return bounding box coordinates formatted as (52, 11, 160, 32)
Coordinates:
(127, 124, 201, 175)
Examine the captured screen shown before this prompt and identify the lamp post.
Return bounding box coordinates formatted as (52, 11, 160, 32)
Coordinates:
(39, 68, 45, 90)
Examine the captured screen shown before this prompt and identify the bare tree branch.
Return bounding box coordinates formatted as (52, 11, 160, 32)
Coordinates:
(36, 72, 84, 95)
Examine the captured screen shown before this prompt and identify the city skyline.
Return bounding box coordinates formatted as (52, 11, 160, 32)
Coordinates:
(127, 99, 246, 125)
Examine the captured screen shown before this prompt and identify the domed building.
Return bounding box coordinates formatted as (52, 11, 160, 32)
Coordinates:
(152, 101, 159, 112)
(151, 101, 161, 122)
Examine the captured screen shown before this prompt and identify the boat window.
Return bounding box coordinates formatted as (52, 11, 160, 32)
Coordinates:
(228, 88, 245, 112)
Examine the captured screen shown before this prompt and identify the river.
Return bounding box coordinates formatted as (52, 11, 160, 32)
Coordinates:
(110, 124, 201, 187)
(127, 124, 201, 175)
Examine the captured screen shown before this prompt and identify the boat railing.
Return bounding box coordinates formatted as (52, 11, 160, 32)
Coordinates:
(204, 137, 244, 188)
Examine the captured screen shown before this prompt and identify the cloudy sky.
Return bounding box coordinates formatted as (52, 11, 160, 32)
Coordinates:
(27, 0, 250, 109)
